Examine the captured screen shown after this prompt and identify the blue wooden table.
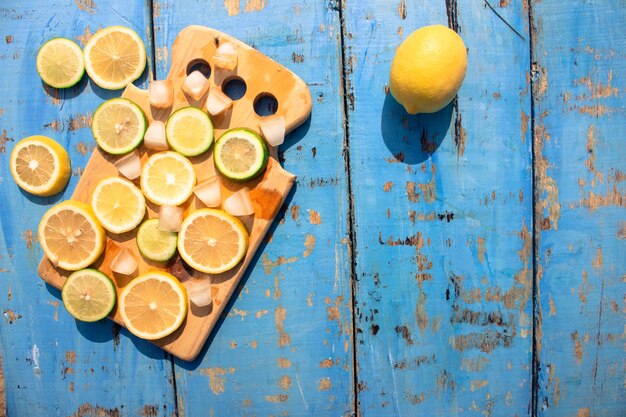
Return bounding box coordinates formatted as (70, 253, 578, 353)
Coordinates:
(0, 1, 624, 416)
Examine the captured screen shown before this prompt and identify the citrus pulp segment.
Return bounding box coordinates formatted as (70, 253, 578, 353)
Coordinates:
(92, 98, 146, 155)
(214, 128, 268, 181)
(140, 151, 196, 206)
(136, 219, 178, 262)
(177, 208, 249, 274)
(36, 38, 85, 88)
(91, 177, 146, 234)
(118, 271, 188, 340)
(165, 106, 214, 157)
(83, 26, 147, 90)
(9, 135, 71, 197)
(38, 201, 105, 271)
(61, 269, 116, 322)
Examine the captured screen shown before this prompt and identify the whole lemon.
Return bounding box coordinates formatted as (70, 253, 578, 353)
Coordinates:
(389, 25, 467, 114)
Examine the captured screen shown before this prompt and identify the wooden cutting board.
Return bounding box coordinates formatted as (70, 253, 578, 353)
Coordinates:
(38, 25, 312, 361)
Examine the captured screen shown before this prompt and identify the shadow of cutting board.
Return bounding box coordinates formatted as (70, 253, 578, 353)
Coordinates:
(38, 25, 312, 361)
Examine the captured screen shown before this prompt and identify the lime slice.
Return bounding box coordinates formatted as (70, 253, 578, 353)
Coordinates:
(165, 107, 214, 157)
(36, 38, 85, 89)
(214, 129, 268, 181)
(10, 135, 71, 196)
(140, 151, 196, 206)
(62, 269, 116, 322)
(136, 219, 178, 262)
(92, 98, 146, 155)
(91, 177, 146, 234)
(118, 271, 187, 340)
(83, 26, 146, 90)
(178, 208, 249, 274)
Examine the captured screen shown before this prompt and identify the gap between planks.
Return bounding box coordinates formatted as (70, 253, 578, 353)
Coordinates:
(337, 0, 360, 415)
(527, 1, 540, 416)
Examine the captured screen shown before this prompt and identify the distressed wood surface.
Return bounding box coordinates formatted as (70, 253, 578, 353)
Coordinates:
(531, 1, 626, 416)
(344, 0, 533, 415)
(1, 0, 625, 416)
(0, 1, 177, 416)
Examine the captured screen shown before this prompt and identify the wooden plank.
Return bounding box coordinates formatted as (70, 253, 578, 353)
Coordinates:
(153, 0, 353, 414)
(531, 1, 626, 416)
(344, 0, 533, 415)
(0, 1, 177, 415)
(38, 25, 312, 361)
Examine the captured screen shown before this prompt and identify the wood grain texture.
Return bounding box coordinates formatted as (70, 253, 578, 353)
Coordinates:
(153, 1, 353, 415)
(38, 25, 312, 361)
(344, 0, 533, 415)
(0, 1, 178, 416)
(531, 1, 626, 416)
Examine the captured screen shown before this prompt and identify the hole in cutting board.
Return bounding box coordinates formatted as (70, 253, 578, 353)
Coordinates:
(253, 93, 278, 117)
(222, 77, 247, 101)
(186, 59, 212, 78)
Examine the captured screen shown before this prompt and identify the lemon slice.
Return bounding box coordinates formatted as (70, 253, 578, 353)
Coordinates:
(92, 98, 146, 155)
(140, 151, 196, 206)
(165, 107, 214, 157)
(214, 128, 268, 181)
(38, 201, 106, 271)
(118, 271, 187, 340)
(136, 219, 178, 262)
(83, 26, 146, 90)
(178, 208, 249, 274)
(36, 38, 85, 89)
(62, 269, 116, 322)
(91, 177, 146, 234)
(10, 135, 71, 196)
